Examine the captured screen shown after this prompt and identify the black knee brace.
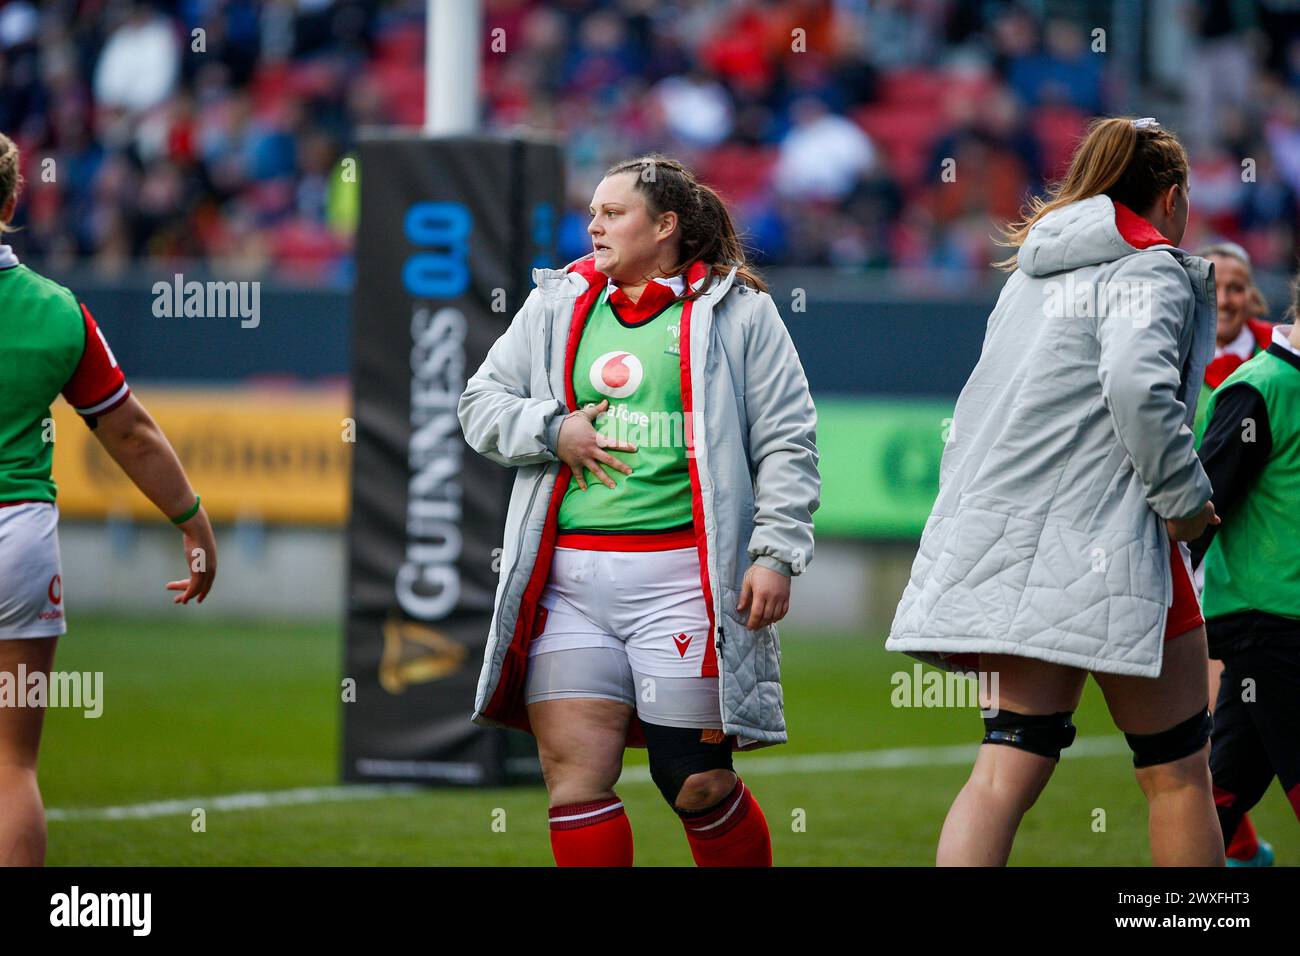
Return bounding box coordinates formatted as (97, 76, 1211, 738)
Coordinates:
(982, 709, 1077, 761)
(640, 720, 734, 807)
(1125, 706, 1212, 769)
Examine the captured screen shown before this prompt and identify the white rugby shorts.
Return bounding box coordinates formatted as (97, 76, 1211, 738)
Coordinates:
(0, 502, 66, 639)
(524, 546, 722, 729)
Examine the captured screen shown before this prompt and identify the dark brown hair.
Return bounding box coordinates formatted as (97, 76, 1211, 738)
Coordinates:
(995, 117, 1189, 271)
(604, 153, 766, 298)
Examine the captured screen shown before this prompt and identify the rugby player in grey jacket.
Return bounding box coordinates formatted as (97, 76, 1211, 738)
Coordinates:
(459, 156, 818, 866)
(889, 118, 1225, 866)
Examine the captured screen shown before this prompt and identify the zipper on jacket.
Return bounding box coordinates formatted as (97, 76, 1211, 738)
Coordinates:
(543, 294, 557, 400)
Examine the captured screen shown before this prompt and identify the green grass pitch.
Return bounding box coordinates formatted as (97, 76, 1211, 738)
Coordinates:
(38, 616, 1295, 866)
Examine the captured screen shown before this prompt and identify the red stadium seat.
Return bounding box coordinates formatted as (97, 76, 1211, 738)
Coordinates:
(1032, 105, 1089, 181)
(853, 102, 942, 188)
(696, 145, 778, 202)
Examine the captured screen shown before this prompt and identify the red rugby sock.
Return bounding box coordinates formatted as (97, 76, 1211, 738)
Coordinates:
(1226, 811, 1260, 861)
(548, 797, 633, 867)
(679, 778, 772, 867)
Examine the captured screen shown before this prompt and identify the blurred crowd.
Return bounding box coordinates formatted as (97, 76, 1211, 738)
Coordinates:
(1, 0, 1299, 283)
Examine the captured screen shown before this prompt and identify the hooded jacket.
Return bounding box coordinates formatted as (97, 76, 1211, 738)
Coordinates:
(458, 256, 819, 747)
(888, 194, 1216, 677)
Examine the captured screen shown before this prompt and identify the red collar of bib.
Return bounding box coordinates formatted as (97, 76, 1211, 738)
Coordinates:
(565, 255, 710, 288)
(562, 256, 711, 324)
(1114, 201, 1172, 249)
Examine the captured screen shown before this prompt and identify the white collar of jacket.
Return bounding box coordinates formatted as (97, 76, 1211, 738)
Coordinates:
(600, 272, 686, 302)
(1272, 323, 1300, 359)
(531, 254, 738, 303)
(0, 244, 19, 269)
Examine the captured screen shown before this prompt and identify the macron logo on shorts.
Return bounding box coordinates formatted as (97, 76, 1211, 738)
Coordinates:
(673, 633, 693, 657)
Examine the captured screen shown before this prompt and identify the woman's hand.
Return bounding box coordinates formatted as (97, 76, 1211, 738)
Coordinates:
(166, 506, 218, 604)
(557, 399, 637, 491)
(737, 564, 790, 630)
(88, 395, 217, 604)
(1166, 500, 1219, 541)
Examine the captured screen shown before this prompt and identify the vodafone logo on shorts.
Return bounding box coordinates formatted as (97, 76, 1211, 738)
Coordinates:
(39, 574, 64, 621)
(590, 351, 642, 399)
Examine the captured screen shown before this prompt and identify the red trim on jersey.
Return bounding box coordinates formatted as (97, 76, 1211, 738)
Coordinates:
(62, 303, 130, 416)
(0, 499, 47, 509)
(1247, 317, 1274, 351)
(1204, 319, 1276, 388)
(556, 527, 696, 551)
(676, 261, 717, 681)
(608, 280, 679, 325)
(1114, 201, 1171, 249)
(1164, 543, 1204, 640)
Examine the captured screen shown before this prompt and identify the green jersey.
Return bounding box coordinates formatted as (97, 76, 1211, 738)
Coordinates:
(0, 265, 86, 503)
(558, 292, 693, 532)
(1201, 348, 1300, 621)
(0, 259, 128, 503)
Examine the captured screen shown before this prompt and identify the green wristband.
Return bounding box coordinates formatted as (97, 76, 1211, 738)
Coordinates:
(170, 496, 201, 525)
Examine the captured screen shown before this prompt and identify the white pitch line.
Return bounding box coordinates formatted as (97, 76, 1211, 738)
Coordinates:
(47, 736, 1130, 822)
(47, 784, 424, 822)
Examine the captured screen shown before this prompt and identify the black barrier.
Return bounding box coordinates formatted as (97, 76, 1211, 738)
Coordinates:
(342, 132, 563, 785)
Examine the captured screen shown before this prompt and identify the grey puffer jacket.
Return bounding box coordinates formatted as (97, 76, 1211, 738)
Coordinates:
(458, 255, 819, 747)
(888, 194, 1216, 677)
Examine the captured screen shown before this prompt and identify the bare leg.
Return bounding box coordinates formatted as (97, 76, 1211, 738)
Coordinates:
(0, 636, 57, 867)
(1094, 626, 1223, 866)
(937, 653, 1087, 866)
(527, 697, 632, 806)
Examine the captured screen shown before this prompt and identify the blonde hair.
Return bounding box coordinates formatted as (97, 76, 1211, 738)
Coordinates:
(995, 117, 1189, 271)
(1197, 241, 1269, 318)
(0, 132, 21, 234)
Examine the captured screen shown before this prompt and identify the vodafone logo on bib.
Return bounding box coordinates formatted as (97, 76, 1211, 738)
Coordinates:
(590, 351, 642, 399)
